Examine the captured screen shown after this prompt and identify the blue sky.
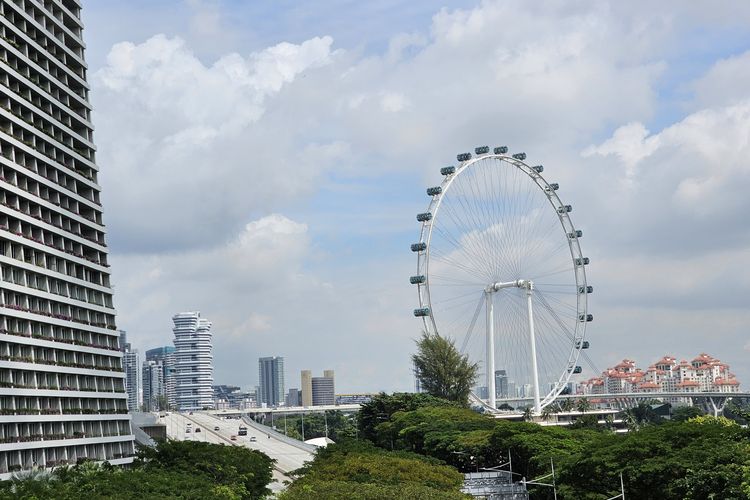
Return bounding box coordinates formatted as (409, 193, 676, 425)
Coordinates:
(81, 0, 750, 393)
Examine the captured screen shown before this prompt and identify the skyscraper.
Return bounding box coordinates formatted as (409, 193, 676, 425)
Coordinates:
(312, 370, 335, 406)
(145, 345, 176, 409)
(141, 359, 164, 412)
(258, 356, 284, 407)
(172, 312, 213, 411)
(495, 370, 508, 399)
(0, 1, 134, 475)
(120, 331, 139, 411)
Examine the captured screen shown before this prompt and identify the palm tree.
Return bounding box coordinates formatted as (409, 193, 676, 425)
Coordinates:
(541, 405, 555, 421)
(522, 407, 533, 421)
(576, 397, 591, 413)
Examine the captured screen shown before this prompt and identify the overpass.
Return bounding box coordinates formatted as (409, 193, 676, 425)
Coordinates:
(490, 391, 750, 416)
(209, 403, 362, 417)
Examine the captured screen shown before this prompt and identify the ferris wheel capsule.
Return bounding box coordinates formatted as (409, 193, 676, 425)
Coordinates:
(427, 186, 442, 196)
(457, 153, 472, 162)
(440, 166, 456, 176)
(475, 146, 490, 155)
(512, 152, 526, 160)
(494, 146, 508, 154)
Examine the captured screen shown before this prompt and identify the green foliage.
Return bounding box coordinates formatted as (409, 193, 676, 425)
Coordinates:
(671, 404, 697, 421)
(280, 440, 468, 500)
(279, 480, 469, 499)
(0, 440, 274, 500)
(359, 395, 750, 500)
(357, 392, 458, 445)
(137, 439, 274, 499)
(412, 332, 478, 405)
(557, 417, 750, 499)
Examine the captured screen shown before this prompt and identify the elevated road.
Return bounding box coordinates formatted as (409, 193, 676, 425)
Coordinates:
(160, 412, 315, 493)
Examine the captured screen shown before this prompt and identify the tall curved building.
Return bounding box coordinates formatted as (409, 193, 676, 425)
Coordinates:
(172, 312, 213, 411)
(0, 0, 134, 476)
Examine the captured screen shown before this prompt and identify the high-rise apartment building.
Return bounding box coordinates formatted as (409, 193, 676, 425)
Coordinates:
(0, 0, 134, 475)
(119, 331, 139, 411)
(258, 356, 284, 407)
(172, 312, 213, 411)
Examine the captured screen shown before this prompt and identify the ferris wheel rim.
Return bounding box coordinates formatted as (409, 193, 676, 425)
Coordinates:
(414, 151, 590, 409)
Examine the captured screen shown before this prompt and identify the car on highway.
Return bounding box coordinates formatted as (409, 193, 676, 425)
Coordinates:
(249, 436, 257, 442)
(230, 435, 237, 441)
(195, 428, 201, 433)
(214, 426, 220, 431)
(186, 428, 191, 433)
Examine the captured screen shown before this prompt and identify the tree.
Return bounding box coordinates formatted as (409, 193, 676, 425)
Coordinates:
(576, 397, 591, 413)
(357, 392, 458, 445)
(280, 440, 467, 500)
(412, 332, 478, 405)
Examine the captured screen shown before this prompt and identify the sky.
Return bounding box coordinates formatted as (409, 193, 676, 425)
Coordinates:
(80, 0, 750, 393)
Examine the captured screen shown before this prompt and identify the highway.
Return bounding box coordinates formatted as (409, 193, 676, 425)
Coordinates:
(160, 411, 315, 493)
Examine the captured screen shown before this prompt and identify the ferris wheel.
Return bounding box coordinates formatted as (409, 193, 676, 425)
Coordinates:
(411, 146, 592, 414)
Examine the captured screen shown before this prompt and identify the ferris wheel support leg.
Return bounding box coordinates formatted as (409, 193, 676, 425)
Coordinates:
(526, 287, 541, 415)
(486, 291, 496, 410)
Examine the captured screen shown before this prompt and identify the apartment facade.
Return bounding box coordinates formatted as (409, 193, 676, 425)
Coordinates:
(172, 312, 213, 411)
(0, 0, 134, 475)
(580, 353, 741, 395)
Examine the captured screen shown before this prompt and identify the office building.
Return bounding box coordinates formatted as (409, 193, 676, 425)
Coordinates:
(495, 370, 508, 399)
(0, 1, 134, 475)
(258, 356, 284, 407)
(312, 370, 335, 406)
(301, 369, 335, 406)
(142, 359, 164, 411)
(286, 388, 300, 407)
(120, 331, 139, 411)
(172, 312, 213, 410)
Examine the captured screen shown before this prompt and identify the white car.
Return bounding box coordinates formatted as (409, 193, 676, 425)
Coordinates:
(249, 436, 257, 442)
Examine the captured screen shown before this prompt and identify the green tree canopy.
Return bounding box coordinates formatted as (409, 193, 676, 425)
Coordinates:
(412, 332, 478, 405)
(0, 440, 274, 500)
(357, 392, 458, 445)
(280, 440, 468, 500)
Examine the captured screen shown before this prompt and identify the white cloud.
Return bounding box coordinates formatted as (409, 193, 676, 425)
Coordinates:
(87, 0, 750, 390)
(582, 122, 660, 178)
(691, 50, 750, 109)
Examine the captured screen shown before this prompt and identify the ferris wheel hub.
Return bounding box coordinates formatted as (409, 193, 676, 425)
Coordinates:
(485, 280, 534, 293)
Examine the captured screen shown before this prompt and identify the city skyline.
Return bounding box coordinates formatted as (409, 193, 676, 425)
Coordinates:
(77, 1, 750, 392)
